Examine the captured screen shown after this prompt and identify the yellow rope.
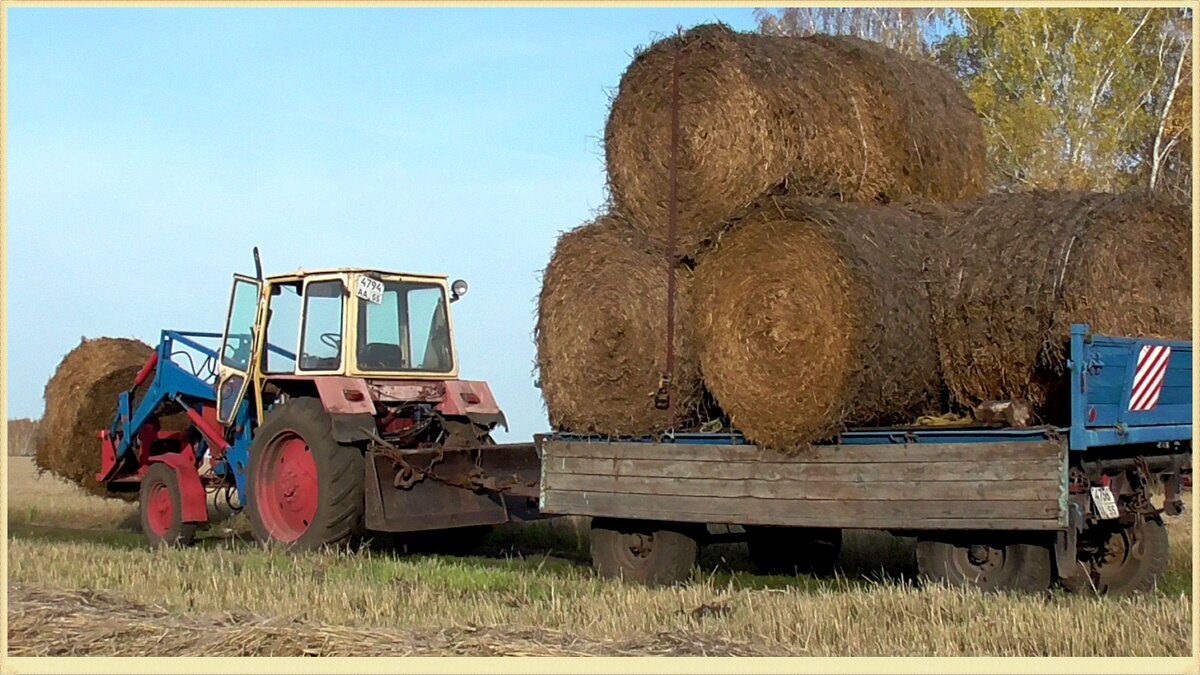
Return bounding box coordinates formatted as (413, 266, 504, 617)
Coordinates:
(914, 412, 973, 427)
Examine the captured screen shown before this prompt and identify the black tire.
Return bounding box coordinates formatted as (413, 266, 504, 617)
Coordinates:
(247, 397, 364, 550)
(916, 535, 1052, 593)
(139, 463, 198, 547)
(590, 519, 698, 586)
(1070, 518, 1170, 596)
(746, 526, 842, 576)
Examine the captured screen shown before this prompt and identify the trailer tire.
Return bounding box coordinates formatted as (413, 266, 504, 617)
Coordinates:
(247, 398, 364, 550)
(917, 535, 1052, 593)
(139, 463, 198, 547)
(1067, 517, 1170, 596)
(746, 526, 842, 576)
(591, 519, 697, 586)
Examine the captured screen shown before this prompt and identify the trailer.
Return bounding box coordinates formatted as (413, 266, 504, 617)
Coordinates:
(537, 325, 1192, 593)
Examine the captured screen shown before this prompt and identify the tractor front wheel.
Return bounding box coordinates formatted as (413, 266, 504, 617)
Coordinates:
(247, 398, 364, 550)
(139, 463, 197, 547)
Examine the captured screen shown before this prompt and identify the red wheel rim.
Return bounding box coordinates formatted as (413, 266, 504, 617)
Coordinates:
(146, 481, 175, 537)
(255, 432, 319, 543)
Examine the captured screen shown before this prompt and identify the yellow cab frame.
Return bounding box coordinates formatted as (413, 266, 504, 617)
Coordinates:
(215, 268, 460, 427)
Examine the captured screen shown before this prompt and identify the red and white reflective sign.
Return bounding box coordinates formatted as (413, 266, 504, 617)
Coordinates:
(1129, 344, 1172, 412)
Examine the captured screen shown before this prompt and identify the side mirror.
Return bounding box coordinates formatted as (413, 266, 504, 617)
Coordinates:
(450, 279, 469, 303)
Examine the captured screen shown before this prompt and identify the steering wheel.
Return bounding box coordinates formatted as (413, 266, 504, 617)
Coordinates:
(320, 332, 342, 351)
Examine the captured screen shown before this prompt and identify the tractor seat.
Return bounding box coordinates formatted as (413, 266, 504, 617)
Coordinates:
(359, 342, 405, 370)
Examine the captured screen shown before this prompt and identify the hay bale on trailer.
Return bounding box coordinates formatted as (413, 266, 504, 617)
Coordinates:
(693, 197, 942, 450)
(535, 214, 702, 436)
(930, 190, 1193, 417)
(604, 24, 986, 256)
(35, 338, 156, 499)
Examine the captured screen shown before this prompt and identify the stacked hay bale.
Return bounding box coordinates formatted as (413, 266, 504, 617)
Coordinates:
(535, 214, 703, 436)
(537, 23, 1191, 448)
(35, 338, 156, 499)
(693, 198, 944, 448)
(536, 24, 986, 439)
(603, 24, 986, 257)
(928, 190, 1193, 421)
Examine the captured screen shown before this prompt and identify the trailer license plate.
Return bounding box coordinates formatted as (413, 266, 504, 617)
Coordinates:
(1090, 487, 1120, 520)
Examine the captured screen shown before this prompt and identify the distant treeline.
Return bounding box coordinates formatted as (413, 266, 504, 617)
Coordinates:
(8, 419, 38, 456)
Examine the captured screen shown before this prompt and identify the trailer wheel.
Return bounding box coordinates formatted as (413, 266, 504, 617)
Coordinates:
(917, 535, 1052, 593)
(1066, 517, 1169, 595)
(590, 519, 697, 586)
(139, 463, 197, 547)
(746, 526, 842, 576)
(247, 398, 364, 550)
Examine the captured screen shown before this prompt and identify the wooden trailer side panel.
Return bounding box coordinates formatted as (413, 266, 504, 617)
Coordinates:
(539, 440, 1068, 531)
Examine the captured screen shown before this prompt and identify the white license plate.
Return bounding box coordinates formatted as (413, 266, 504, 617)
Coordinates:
(1090, 486, 1120, 520)
(356, 276, 385, 304)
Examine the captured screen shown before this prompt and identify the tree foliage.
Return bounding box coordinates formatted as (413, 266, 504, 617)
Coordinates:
(755, 7, 1193, 199)
(754, 7, 952, 57)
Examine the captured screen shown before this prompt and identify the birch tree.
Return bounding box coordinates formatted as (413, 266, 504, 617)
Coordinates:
(937, 8, 1192, 194)
(754, 7, 953, 57)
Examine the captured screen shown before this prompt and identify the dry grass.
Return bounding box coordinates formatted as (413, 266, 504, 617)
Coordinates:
(5, 457, 1194, 656)
(7, 455, 140, 531)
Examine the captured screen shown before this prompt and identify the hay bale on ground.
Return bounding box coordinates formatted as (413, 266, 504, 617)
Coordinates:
(693, 198, 941, 449)
(35, 337, 154, 499)
(536, 214, 702, 435)
(931, 191, 1192, 416)
(604, 24, 986, 256)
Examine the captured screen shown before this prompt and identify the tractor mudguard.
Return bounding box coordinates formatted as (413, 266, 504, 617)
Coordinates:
(330, 413, 377, 444)
(147, 453, 208, 524)
(313, 377, 376, 415)
(439, 381, 509, 431)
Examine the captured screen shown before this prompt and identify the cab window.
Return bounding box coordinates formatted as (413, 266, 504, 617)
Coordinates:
(299, 280, 345, 371)
(357, 280, 453, 373)
(263, 281, 302, 374)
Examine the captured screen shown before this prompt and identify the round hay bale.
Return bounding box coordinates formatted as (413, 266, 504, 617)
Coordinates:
(694, 198, 942, 449)
(931, 191, 1193, 416)
(536, 214, 702, 435)
(35, 337, 155, 499)
(604, 24, 986, 256)
(804, 34, 989, 203)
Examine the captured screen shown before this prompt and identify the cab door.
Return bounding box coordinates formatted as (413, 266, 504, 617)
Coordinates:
(217, 275, 264, 424)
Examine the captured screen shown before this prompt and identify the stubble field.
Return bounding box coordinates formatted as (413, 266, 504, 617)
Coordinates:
(5, 456, 1193, 657)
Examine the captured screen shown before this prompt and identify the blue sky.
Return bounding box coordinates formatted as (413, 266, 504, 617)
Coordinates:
(5, 7, 760, 441)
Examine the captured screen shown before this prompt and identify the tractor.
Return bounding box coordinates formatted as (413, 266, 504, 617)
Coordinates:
(98, 252, 542, 548)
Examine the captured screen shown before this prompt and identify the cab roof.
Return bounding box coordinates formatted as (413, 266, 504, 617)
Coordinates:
(265, 268, 450, 283)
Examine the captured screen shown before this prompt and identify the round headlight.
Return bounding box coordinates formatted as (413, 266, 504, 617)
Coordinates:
(451, 279, 469, 299)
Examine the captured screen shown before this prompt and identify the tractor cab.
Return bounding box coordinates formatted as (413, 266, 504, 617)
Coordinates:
(216, 268, 469, 427)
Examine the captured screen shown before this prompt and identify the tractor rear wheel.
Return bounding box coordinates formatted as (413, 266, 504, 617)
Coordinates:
(590, 519, 697, 586)
(746, 526, 842, 576)
(139, 463, 197, 547)
(247, 398, 364, 550)
(917, 534, 1052, 593)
